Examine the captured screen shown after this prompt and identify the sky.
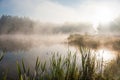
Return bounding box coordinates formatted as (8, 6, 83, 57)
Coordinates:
(0, 0, 120, 24)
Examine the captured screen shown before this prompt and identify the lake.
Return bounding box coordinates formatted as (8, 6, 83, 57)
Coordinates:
(0, 34, 117, 79)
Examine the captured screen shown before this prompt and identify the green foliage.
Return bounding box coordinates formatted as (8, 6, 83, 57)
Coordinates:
(103, 54, 120, 80)
(68, 34, 100, 49)
(15, 47, 105, 80)
(0, 51, 8, 80)
(1, 47, 120, 80)
(79, 47, 96, 80)
(0, 52, 4, 62)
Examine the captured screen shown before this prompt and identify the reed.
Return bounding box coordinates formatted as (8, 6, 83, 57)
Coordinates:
(0, 47, 120, 80)
(0, 51, 4, 62)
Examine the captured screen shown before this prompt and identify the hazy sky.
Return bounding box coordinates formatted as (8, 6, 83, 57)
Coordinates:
(0, 0, 120, 23)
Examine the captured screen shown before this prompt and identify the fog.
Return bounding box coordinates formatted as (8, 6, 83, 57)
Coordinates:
(0, 15, 120, 79)
(0, 15, 95, 35)
(1, 15, 120, 35)
(1, 0, 120, 79)
(97, 16, 120, 34)
(0, 15, 120, 51)
(0, 15, 94, 51)
(68, 34, 120, 53)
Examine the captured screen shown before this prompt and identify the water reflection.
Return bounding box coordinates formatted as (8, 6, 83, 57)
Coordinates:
(0, 35, 118, 79)
(96, 49, 116, 62)
(0, 43, 77, 79)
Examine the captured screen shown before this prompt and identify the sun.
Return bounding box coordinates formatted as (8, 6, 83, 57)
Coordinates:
(91, 6, 115, 31)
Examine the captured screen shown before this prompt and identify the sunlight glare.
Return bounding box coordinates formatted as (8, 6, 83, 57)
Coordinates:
(92, 6, 115, 32)
(96, 49, 116, 62)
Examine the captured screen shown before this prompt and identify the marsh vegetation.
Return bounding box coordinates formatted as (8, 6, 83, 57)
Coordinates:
(0, 46, 120, 80)
(0, 16, 120, 80)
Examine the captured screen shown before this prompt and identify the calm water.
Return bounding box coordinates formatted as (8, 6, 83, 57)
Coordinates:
(0, 35, 77, 79)
(0, 35, 117, 79)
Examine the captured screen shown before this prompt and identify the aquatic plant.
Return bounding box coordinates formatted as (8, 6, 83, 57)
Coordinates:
(1, 47, 120, 80)
(0, 51, 4, 62)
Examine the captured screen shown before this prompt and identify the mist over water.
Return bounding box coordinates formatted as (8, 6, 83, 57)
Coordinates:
(1, 0, 120, 79)
(0, 34, 77, 79)
(0, 34, 68, 51)
(0, 15, 120, 79)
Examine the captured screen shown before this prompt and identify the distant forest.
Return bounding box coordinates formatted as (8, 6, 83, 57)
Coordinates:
(0, 15, 120, 35)
(0, 15, 34, 34)
(0, 15, 93, 34)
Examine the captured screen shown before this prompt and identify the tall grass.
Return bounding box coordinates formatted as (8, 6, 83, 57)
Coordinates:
(0, 51, 8, 80)
(0, 47, 120, 80)
(79, 47, 96, 80)
(0, 51, 4, 62)
(103, 53, 120, 80)
(15, 47, 105, 80)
